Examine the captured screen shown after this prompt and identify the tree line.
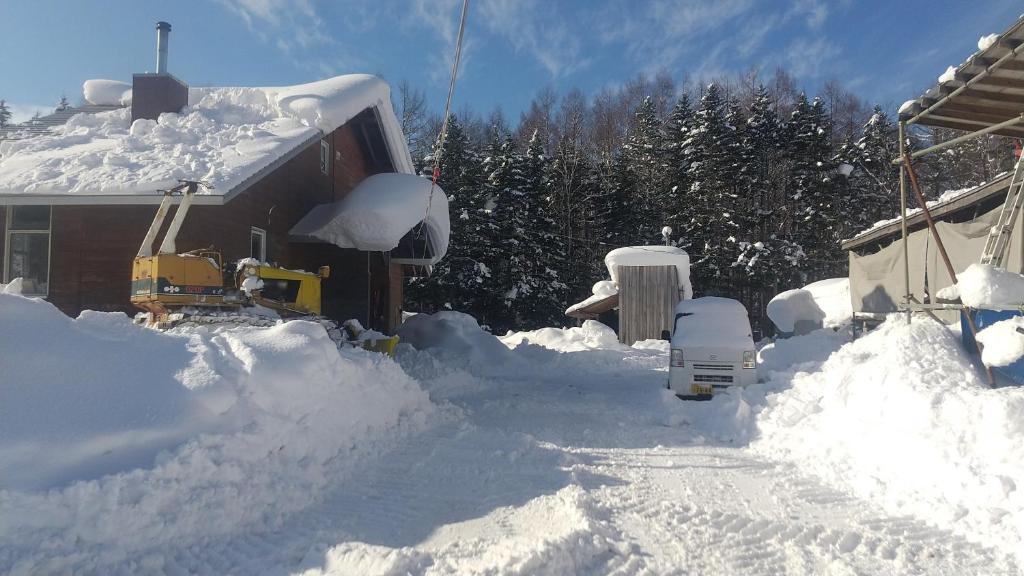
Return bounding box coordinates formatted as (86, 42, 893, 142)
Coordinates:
(397, 68, 1017, 335)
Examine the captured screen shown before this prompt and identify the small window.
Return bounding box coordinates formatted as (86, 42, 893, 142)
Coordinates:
(250, 227, 267, 262)
(320, 138, 330, 175)
(5, 205, 52, 296)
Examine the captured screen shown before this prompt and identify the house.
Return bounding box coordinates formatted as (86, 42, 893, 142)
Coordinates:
(0, 22, 449, 333)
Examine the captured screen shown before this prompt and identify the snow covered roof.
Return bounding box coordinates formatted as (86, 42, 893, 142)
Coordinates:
(289, 173, 450, 264)
(671, 296, 753, 349)
(898, 15, 1024, 138)
(0, 74, 413, 205)
(605, 246, 693, 299)
(842, 173, 1012, 250)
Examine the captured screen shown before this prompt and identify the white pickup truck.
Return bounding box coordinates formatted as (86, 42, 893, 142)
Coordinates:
(667, 297, 757, 400)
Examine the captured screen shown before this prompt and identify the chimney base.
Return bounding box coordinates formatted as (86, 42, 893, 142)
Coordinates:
(131, 73, 188, 122)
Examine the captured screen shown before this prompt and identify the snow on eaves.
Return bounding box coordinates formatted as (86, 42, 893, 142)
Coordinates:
(0, 74, 413, 199)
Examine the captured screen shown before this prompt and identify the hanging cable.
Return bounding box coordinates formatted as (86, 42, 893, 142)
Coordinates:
(417, 0, 470, 260)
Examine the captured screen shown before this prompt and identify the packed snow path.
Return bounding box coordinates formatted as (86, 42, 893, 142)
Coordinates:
(91, 335, 1016, 575)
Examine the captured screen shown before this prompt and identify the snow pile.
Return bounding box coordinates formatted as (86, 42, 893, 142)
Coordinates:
(979, 33, 999, 51)
(672, 297, 753, 349)
(767, 289, 825, 334)
(605, 246, 693, 299)
(82, 79, 132, 106)
(939, 65, 958, 84)
(565, 280, 619, 315)
(290, 173, 450, 262)
(0, 292, 435, 572)
(753, 319, 1024, 559)
(756, 327, 850, 377)
(1, 276, 22, 294)
(976, 316, 1024, 366)
(396, 311, 515, 371)
(937, 263, 1024, 307)
(501, 320, 625, 352)
(898, 99, 916, 114)
(0, 74, 411, 196)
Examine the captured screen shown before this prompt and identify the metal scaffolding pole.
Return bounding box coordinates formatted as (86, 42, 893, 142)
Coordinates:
(899, 120, 911, 324)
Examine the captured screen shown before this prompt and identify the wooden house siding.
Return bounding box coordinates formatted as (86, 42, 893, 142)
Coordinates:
(2, 113, 409, 332)
(617, 265, 681, 345)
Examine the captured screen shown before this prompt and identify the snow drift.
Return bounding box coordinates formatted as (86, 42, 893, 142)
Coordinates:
(0, 292, 435, 574)
(937, 263, 1024, 308)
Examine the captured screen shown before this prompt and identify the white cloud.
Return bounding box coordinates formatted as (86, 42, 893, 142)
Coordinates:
(477, 0, 585, 77)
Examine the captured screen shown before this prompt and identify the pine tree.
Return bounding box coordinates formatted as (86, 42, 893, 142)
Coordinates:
(405, 117, 490, 320)
(620, 96, 667, 243)
(548, 135, 602, 303)
(684, 84, 741, 292)
(56, 94, 71, 112)
(663, 93, 695, 243)
(836, 105, 899, 239)
(786, 94, 839, 279)
(0, 100, 11, 127)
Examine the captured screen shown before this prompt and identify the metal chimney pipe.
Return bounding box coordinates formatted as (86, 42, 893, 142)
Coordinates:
(156, 21, 171, 74)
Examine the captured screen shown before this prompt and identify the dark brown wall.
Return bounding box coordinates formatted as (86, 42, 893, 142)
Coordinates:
(22, 115, 405, 331)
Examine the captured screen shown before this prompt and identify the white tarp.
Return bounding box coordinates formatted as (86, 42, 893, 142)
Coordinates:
(289, 173, 450, 263)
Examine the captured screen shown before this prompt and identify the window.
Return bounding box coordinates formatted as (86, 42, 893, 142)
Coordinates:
(5, 205, 51, 296)
(320, 138, 330, 175)
(250, 227, 267, 262)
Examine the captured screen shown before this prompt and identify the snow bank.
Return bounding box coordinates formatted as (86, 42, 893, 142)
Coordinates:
(976, 316, 1024, 366)
(290, 173, 450, 262)
(501, 320, 625, 352)
(1, 276, 22, 294)
(753, 319, 1024, 559)
(605, 246, 693, 299)
(898, 99, 916, 114)
(0, 74, 412, 197)
(803, 278, 852, 327)
(396, 311, 515, 371)
(979, 33, 999, 51)
(767, 289, 825, 334)
(82, 79, 132, 106)
(937, 263, 1024, 308)
(0, 292, 435, 572)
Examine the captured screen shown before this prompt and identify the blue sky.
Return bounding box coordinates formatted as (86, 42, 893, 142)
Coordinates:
(1, 0, 1021, 123)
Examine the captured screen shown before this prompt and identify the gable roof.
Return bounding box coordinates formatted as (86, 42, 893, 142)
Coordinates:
(0, 74, 413, 205)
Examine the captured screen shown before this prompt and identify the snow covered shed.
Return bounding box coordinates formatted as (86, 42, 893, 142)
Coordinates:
(0, 25, 447, 333)
(841, 175, 1019, 323)
(566, 246, 693, 344)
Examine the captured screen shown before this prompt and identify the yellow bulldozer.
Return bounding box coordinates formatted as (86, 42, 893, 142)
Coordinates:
(131, 181, 330, 327)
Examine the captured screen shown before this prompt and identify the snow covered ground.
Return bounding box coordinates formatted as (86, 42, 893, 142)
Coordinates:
(2, 294, 1023, 575)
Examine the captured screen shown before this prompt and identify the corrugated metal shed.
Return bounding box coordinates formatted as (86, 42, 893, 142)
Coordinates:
(899, 16, 1024, 137)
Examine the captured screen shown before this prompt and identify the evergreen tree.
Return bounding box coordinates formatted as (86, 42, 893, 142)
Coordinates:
(684, 84, 741, 291)
(56, 94, 71, 111)
(406, 117, 489, 319)
(836, 105, 899, 239)
(663, 93, 695, 243)
(786, 94, 839, 279)
(548, 135, 602, 303)
(0, 100, 11, 127)
(620, 96, 667, 243)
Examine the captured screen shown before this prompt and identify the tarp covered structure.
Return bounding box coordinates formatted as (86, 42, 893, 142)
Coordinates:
(843, 176, 1023, 321)
(289, 172, 450, 265)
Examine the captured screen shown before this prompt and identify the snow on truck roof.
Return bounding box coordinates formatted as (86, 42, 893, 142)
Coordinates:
(672, 297, 753, 348)
(0, 74, 413, 203)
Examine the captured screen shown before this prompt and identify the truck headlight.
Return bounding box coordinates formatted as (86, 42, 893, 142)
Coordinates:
(671, 349, 684, 367)
(742, 350, 756, 369)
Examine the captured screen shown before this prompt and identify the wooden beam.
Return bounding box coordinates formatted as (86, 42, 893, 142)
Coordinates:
(915, 115, 1024, 137)
(932, 104, 1019, 124)
(972, 75, 1024, 91)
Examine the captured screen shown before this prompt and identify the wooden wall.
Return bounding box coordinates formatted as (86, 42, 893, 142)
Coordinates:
(617, 265, 681, 345)
(4, 112, 408, 332)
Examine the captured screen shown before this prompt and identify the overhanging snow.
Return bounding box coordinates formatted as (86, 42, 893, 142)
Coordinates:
(289, 173, 450, 263)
